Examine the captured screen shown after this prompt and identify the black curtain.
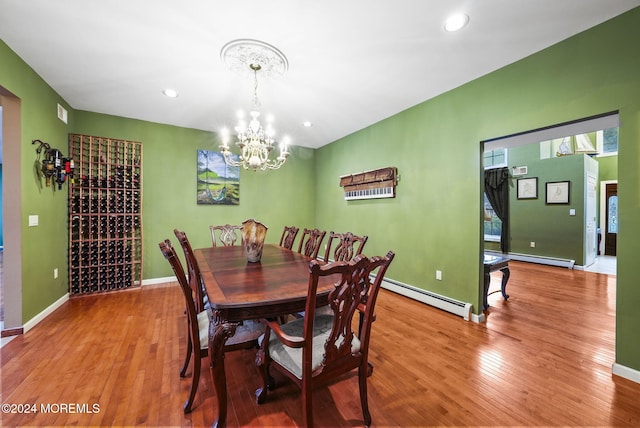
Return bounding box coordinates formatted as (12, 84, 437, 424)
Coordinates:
(484, 167, 509, 253)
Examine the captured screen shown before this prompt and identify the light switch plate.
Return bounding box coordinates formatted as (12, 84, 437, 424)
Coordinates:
(28, 215, 39, 227)
(569, 209, 576, 216)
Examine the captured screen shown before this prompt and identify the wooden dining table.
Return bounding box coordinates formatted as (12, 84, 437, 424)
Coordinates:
(194, 244, 336, 428)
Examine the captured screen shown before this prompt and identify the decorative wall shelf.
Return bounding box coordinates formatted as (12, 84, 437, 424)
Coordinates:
(339, 167, 398, 200)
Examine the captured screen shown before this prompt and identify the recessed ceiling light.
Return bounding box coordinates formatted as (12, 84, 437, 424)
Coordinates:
(162, 88, 178, 98)
(444, 13, 469, 32)
(303, 121, 312, 128)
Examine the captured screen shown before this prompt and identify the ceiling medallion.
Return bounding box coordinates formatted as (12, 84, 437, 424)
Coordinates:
(220, 39, 288, 78)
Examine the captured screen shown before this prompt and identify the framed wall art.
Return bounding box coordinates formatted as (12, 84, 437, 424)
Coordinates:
(517, 177, 538, 200)
(545, 180, 570, 204)
(196, 150, 240, 205)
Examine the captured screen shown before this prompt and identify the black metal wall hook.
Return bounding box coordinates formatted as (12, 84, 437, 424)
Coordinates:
(32, 138, 52, 154)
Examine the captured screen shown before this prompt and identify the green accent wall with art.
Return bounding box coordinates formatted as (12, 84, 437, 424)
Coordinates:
(507, 146, 594, 265)
(1, 7, 639, 377)
(71, 110, 317, 279)
(315, 8, 640, 372)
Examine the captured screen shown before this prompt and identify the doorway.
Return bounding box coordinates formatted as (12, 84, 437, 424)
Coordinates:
(1, 87, 22, 336)
(482, 112, 619, 273)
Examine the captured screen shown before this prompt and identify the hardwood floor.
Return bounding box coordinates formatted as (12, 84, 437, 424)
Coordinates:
(1, 261, 639, 427)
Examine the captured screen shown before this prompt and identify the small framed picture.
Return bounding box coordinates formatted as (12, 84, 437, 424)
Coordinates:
(517, 177, 538, 200)
(546, 181, 570, 204)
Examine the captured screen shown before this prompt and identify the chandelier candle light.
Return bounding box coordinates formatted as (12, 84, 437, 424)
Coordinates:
(219, 40, 291, 171)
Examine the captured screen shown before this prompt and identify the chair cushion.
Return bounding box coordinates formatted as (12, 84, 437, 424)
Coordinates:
(294, 304, 333, 319)
(197, 312, 264, 350)
(266, 314, 361, 379)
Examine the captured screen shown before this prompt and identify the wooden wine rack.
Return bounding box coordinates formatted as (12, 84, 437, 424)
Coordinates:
(68, 134, 143, 295)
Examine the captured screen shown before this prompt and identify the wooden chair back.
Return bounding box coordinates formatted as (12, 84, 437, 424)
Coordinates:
(158, 239, 201, 361)
(173, 229, 207, 313)
(278, 225, 300, 250)
(256, 251, 395, 427)
(323, 231, 368, 262)
(296, 228, 326, 259)
(209, 224, 242, 247)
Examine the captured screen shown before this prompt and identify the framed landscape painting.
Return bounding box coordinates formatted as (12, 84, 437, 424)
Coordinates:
(196, 150, 240, 205)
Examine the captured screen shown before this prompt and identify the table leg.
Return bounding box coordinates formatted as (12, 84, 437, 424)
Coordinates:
(209, 319, 237, 428)
(483, 271, 490, 311)
(500, 267, 510, 300)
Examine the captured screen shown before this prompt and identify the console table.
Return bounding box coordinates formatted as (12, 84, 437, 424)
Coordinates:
(483, 254, 510, 310)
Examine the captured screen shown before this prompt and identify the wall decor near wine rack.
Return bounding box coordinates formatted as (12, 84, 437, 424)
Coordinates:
(68, 134, 143, 295)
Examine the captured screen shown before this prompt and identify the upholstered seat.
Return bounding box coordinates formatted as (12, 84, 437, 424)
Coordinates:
(196, 310, 264, 349)
(256, 252, 395, 427)
(263, 314, 360, 379)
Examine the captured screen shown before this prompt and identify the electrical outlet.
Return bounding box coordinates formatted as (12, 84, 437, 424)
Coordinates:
(436, 270, 442, 280)
(54, 268, 59, 279)
(530, 241, 536, 248)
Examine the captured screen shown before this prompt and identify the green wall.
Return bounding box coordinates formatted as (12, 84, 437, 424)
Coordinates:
(597, 155, 618, 182)
(0, 163, 3, 247)
(315, 8, 640, 371)
(2, 7, 640, 375)
(508, 147, 589, 264)
(1, 40, 72, 324)
(71, 110, 317, 279)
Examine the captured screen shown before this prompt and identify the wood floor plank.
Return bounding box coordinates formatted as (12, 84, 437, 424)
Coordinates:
(1, 261, 640, 426)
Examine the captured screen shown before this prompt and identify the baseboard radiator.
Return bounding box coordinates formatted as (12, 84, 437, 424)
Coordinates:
(381, 278, 472, 321)
(486, 251, 575, 269)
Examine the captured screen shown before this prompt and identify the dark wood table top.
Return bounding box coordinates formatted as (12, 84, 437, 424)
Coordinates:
(194, 244, 335, 321)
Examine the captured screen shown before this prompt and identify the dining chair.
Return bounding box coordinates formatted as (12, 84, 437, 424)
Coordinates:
(209, 224, 242, 247)
(159, 239, 264, 413)
(255, 251, 395, 428)
(323, 231, 368, 262)
(173, 229, 209, 382)
(296, 228, 326, 259)
(278, 225, 300, 250)
(174, 229, 208, 314)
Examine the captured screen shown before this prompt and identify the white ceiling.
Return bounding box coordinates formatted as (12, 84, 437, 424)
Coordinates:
(1, 0, 639, 149)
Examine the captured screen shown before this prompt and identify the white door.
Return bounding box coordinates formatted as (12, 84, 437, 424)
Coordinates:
(585, 171, 598, 266)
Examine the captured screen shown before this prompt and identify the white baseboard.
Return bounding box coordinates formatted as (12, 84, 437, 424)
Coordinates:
(382, 278, 474, 322)
(23, 293, 69, 334)
(142, 276, 176, 286)
(612, 363, 640, 384)
(486, 250, 575, 269)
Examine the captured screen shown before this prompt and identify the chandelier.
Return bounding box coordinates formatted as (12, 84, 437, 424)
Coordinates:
(219, 39, 290, 171)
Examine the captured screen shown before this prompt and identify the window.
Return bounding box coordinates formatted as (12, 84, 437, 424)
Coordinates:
(608, 195, 618, 234)
(597, 127, 619, 157)
(483, 148, 507, 169)
(484, 193, 501, 241)
(483, 148, 506, 240)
